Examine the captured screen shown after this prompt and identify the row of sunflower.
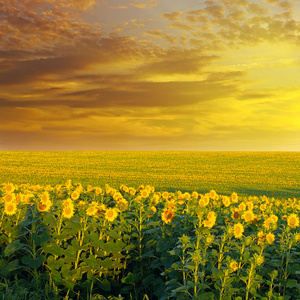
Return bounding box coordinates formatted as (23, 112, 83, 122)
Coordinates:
(0, 180, 300, 299)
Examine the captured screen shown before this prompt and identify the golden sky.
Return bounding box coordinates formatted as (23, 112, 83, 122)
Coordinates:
(1, 0, 300, 150)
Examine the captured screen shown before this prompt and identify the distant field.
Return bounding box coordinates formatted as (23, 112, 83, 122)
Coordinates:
(0, 151, 299, 198)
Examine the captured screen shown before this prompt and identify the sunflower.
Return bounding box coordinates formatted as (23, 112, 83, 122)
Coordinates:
(257, 231, 265, 245)
(260, 203, 267, 211)
(86, 205, 98, 216)
(129, 188, 136, 195)
(24, 194, 34, 205)
(4, 201, 17, 216)
(116, 199, 128, 211)
(233, 223, 244, 239)
(105, 184, 111, 194)
(222, 196, 231, 207)
(203, 211, 217, 228)
(161, 209, 175, 224)
(239, 202, 246, 211)
(294, 233, 300, 242)
(94, 187, 103, 195)
(242, 210, 255, 222)
(246, 201, 254, 210)
(15, 194, 23, 204)
(199, 195, 210, 207)
(144, 185, 151, 192)
(192, 191, 198, 198)
(210, 190, 217, 200)
(40, 192, 50, 203)
(183, 192, 191, 201)
(151, 193, 160, 205)
(203, 218, 216, 229)
(229, 260, 238, 272)
(167, 200, 176, 210)
(71, 190, 80, 201)
(77, 200, 86, 210)
(105, 208, 118, 222)
(38, 199, 52, 212)
(162, 191, 169, 199)
(287, 213, 299, 228)
(62, 205, 74, 219)
(62, 198, 73, 207)
(150, 205, 157, 213)
(207, 211, 217, 220)
(141, 189, 150, 199)
(231, 208, 240, 220)
(205, 235, 214, 245)
(254, 254, 264, 266)
(87, 185, 93, 192)
(266, 232, 275, 244)
(231, 192, 238, 203)
(263, 217, 274, 230)
(5, 183, 15, 194)
(198, 198, 205, 208)
(122, 185, 129, 193)
(4, 193, 15, 203)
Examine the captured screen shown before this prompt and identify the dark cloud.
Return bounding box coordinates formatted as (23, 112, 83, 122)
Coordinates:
(136, 49, 220, 75)
(0, 36, 151, 86)
(0, 77, 242, 109)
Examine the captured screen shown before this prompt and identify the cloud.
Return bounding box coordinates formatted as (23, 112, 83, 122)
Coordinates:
(145, 30, 179, 43)
(137, 50, 220, 75)
(0, 34, 153, 86)
(130, 0, 159, 9)
(161, 12, 183, 21)
(160, 0, 300, 49)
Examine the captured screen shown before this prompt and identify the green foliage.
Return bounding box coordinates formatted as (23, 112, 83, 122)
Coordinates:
(1, 179, 300, 299)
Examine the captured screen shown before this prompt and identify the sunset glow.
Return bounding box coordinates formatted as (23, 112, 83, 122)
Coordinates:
(1, 0, 300, 150)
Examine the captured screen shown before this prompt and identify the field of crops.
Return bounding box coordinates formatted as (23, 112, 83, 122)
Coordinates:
(0, 151, 300, 198)
(1, 151, 300, 299)
(1, 180, 300, 299)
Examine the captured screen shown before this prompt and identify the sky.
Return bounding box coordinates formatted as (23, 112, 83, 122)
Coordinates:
(0, 0, 300, 151)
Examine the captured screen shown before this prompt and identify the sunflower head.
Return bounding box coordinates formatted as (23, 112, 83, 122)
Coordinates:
(5, 183, 15, 194)
(265, 232, 275, 245)
(287, 214, 299, 229)
(62, 206, 74, 219)
(161, 209, 175, 224)
(105, 208, 118, 222)
(4, 202, 18, 216)
(233, 223, 244, 239)
(229, 260, 238, 272)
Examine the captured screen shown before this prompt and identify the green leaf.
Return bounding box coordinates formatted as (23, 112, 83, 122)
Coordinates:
(121, 272, 139, 284)
(47, 255, 65, 270)
(0, 259, 20, 276)
(98, 279, 111, 292)
(4, 240, 26, 256)
(43, 242, 64, 256)
(63, 278, 75, 290)
(18, 218, 34, 228)
(64, 247, 77, 263)
(197, 292, 215, 300)
(107, 230, 121, 240)
(21, 255, 45, 269)
(172, 285, 190, 293)
(65, 220, 81, 231)
(98, 257, 113, 269)
(32, 231, 51, 246)
(142, 274, 155, 289)
(211, 267, 223, 280)
(286, 279, 298, 288)
(42, 213, 57, 225)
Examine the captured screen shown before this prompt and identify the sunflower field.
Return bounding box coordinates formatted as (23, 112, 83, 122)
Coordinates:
(1, 181, 300, 300)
